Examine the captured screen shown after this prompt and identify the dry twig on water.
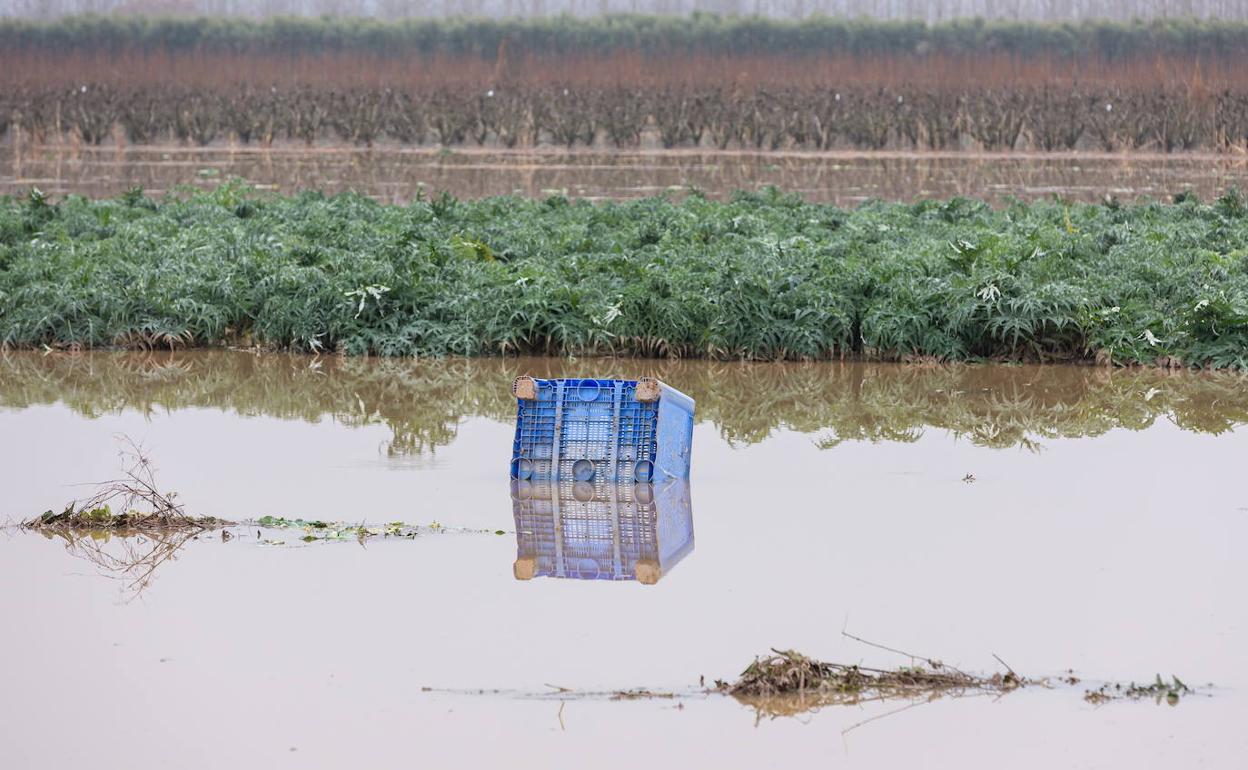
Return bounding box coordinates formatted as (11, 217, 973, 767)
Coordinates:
(22, 436, 230, 533)
(718, 642, 1026, 719)
(20, 437, 232, 598)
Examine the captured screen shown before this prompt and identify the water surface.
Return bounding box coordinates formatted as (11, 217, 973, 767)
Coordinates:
(5, 144, 1248, 205)
(1, 352, 1245, 768)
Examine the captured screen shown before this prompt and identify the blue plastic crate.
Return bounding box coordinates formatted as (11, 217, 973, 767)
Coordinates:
(510, 376, 694, 485)
(511, 479, 694, 584)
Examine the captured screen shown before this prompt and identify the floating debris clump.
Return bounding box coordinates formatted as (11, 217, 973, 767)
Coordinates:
(718, 648, 1024, 717)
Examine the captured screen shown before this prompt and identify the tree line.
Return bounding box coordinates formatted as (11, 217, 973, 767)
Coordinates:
(3, 14, 1248, 59)
(3, 1, 1248, 24)
(4, 14, 1246, 154)
(3, 81, 1243, 153)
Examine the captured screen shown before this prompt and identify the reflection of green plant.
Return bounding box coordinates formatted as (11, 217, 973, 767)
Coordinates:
(1, 352, 1246, 456)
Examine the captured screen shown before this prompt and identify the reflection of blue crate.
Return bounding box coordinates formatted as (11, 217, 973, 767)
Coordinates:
(511, 480, 694, 584)
(510, 377, 694, 485)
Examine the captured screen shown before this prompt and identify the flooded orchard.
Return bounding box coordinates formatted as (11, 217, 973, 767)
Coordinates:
(6, 144, 1248, 206)
(1, 351, 1246, 768)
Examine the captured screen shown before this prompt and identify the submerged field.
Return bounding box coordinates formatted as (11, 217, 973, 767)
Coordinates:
(7, 145, 1248, 206)
(5, 14, 1247, 770)
(1, 351, 1246, 768)
(2, 185, 1247, 367)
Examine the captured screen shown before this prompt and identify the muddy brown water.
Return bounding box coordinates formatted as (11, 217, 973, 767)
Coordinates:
(1, 351, 1246, 768)
(5, 144, 1248, 205)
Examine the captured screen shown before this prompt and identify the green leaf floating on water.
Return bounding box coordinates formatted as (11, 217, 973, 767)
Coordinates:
(251, 516, 501, 543)
(256, 516, 331, 529)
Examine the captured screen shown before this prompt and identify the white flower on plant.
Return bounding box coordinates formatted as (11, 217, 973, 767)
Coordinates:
(344, 285, 391, 318)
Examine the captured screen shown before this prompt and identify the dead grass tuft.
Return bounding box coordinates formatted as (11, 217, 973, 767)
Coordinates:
(721, 648, 1023, 699)
(717, 639, 1028, 719)
(22, 436, 230, 533)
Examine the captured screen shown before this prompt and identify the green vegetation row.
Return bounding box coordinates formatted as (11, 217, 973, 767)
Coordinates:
(2, 185, 1248, 369)
(1, 353, 1245, 455)
(4, 14, 1248, 58)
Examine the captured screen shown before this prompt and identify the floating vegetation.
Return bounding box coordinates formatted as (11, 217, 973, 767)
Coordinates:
(15, 436, 512, 595)
(715, 634, 1202, 719)
(608, 689, 679, 701)
(2, 187, 1247, 367)
(423, 685, 690, 704)
(1084, 675, 1196, 706)
(29, 505, 230, 533)
(251, 515, 506, 543)
(412, 635, 1207, 720)
(717, 648, 1025, 718)
(22, 437, 230, 534)
(18, 438, 228, 597)
(24, 513, 506, 597)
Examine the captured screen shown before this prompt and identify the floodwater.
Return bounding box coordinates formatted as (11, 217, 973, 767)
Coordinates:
(1, 351, 1246, 769)
(5, 143, 1248, 205)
